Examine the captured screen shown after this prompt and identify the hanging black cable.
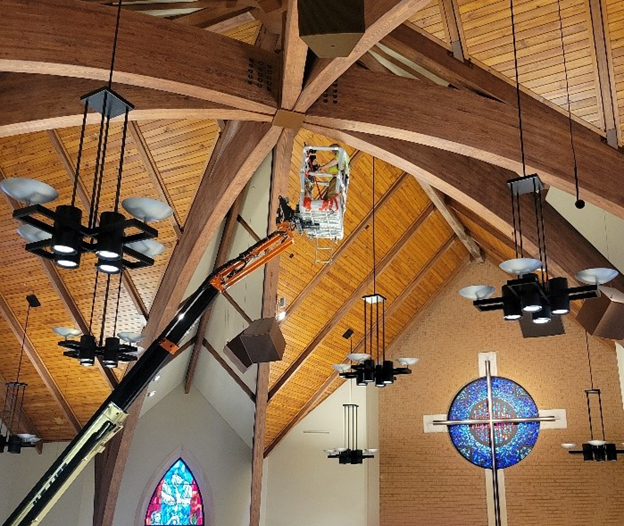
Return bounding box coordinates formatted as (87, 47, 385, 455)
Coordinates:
(71, 104, 90, 207)
(555, 0, 584, 208)
(109, 0, 124, 89)
(509, 0, 528, 177)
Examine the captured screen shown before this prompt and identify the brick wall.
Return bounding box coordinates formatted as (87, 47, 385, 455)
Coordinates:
(379, 261, 624, 526)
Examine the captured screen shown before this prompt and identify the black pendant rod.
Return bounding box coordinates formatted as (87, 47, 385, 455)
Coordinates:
(114, 109, 130, 212)
(509, 0, 528, 178)
(108, 0, 124, 89)
(112, 271, 124, 338)
(98, 274, 113, 347)
(15, 303, 33, 385)
(71, 104, 90, 208)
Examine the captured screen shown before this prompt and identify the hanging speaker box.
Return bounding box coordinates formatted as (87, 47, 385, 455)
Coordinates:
(577, 286, 624, 340)
(297, 0, 365, 58)
(224, 318, 286, 373)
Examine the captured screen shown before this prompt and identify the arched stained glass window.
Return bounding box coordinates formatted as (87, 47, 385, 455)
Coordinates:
(145, 458, 204, 525)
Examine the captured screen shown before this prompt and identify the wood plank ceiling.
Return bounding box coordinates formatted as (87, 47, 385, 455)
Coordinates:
(0, 0, 623, 457)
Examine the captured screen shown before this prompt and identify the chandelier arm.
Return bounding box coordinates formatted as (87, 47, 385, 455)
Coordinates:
(71, 104, 89, 208)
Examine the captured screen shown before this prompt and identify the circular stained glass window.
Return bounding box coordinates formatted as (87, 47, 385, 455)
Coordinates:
(447, 376, 540, 469)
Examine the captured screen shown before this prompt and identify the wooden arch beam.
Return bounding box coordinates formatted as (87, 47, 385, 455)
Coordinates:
(306, 125, 624, 293)
(0, 74, 271, 138)
(0, 0, 279, 114)
(305, 68, 624, 219)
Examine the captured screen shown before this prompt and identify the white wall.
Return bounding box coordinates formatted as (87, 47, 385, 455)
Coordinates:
(0, 442, 94, 526)
(114, 384, 252, 526)
(264, 382, 379, 526)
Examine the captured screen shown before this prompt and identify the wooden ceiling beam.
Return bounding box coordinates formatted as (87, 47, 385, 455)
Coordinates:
(265, 236, 464, 455)
(305, 67, 624, 219)
(268, 202, 436, 399)
(280, 0, 308, 110)
(0, 293, 82, 433)
(0, 0, 279, 114)
(202, 339, 255, 400)
(417, 181, 483, 262)
(0, 74, 270, 139)
(127, 122, 183, 238)
(587, 0, 620, 148)
(173, 5, 255, 28)
(120, 1, 253, 12)
(438, 0, 466, 61)
(285, 170, 410, 318)
(0, 368, 43, 453)
(293, 0, 432, 112)
(306, 126, 624, 294)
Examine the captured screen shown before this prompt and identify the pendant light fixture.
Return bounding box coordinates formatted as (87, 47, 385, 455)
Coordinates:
(56, 271, 141, 368)
(332, 158, 418, 386)
(562, 333, 624, 461)
(0, 295, 41, 454)
(0, 0, 171, 274)
(324, 379, 377, 465)
(459, 0, 617, 325)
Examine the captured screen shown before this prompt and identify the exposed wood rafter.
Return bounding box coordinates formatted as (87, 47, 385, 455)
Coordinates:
(280, 0, 308, 110)
(202, 339, 255, 401)
(587, 0, 620, 148)
(438, 0, 466, 61)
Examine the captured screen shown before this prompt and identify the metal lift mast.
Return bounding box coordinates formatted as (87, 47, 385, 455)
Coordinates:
(3, 201, 297, 526)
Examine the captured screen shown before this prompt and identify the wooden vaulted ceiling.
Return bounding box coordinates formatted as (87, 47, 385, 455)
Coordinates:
(0, 0, 623, 482)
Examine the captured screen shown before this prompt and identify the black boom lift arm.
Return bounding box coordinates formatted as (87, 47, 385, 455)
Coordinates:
(3, 205, 296, 526)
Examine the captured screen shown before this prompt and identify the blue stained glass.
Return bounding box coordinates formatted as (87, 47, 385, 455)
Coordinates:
(145, 459, 204, 525)
(447, 376, 540, 469)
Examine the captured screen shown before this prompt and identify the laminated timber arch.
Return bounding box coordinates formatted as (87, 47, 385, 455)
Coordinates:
(0, 0, 279, 114)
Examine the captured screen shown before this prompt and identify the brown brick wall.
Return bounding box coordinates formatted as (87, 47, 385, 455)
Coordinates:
(379, 261, 624, 526)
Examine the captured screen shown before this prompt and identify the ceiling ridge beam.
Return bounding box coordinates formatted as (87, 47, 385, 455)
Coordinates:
(127, 122, 183, 237)
(587, 0, 621, 148)
(173, 5, 256, 29)
(46, 129, 150, 322)
(417, 180, 483, 262)
(268, 202, 436, 400)
(0, 292, 82, 433)
(285, 169, 410, 318)
(264, 237, 464, 456)
(201, 338, 255, 401)
(293, 0, 432, 112)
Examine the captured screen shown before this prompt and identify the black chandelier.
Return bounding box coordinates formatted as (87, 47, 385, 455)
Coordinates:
(458, 0, 616, 325)
(0, 295, 41, 454)
(55, 272, 142, 369)
(332, 158, 418, 387)
(0, 0, 171, 274)
(562, 333, 623, 461)
(325, 403, 377, 465)
(460, 175, 612, 325)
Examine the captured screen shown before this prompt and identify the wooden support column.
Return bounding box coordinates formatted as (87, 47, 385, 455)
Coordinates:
(265, 236, 464, 455)
(587, 0, 620, 148)
(417, 181, 483, 262)
(0, 293, 82, 433)
(280, 0, 308, 110)
(269, 203, 436, 399)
